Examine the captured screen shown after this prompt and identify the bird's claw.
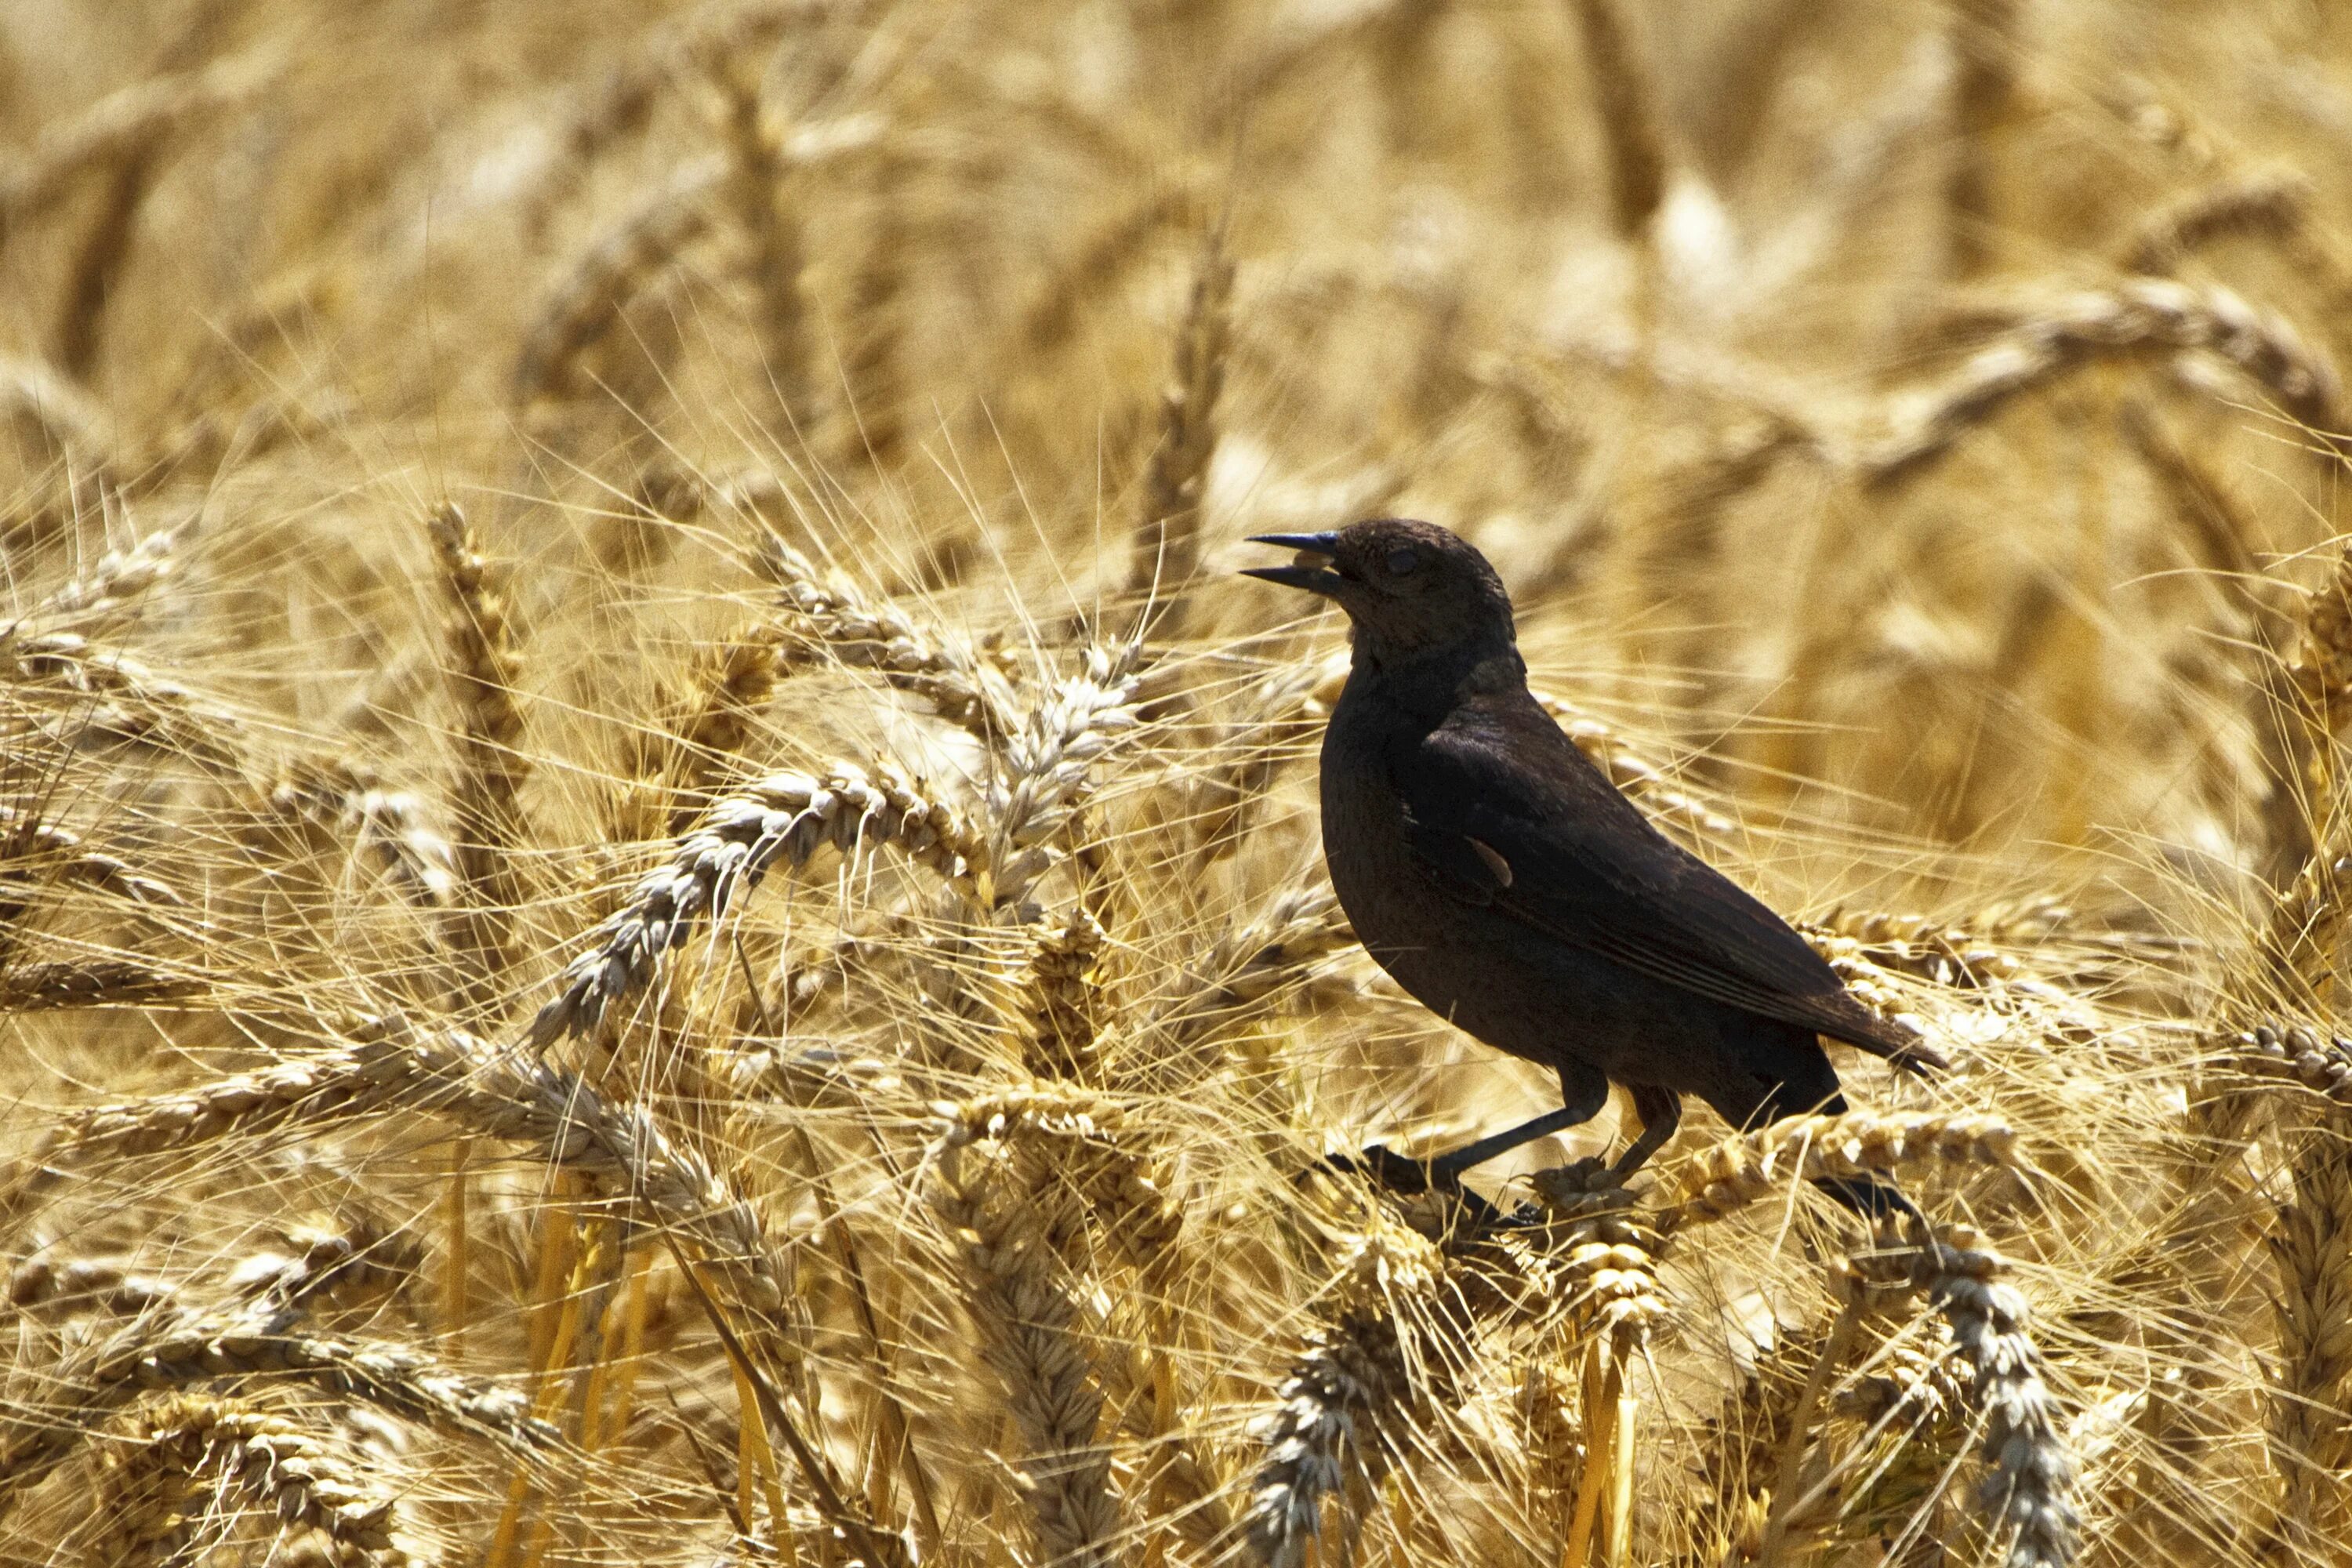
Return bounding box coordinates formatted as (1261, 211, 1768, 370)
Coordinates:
(1325, 1144, 1514, 1235)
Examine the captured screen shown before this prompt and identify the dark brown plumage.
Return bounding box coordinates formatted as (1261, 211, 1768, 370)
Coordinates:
(1245, 519, 1943, 1213)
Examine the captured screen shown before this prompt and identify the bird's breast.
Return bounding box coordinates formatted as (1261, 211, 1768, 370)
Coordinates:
(1317, 706, 1457, 969)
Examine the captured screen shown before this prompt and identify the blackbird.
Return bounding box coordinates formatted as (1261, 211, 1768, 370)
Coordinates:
(1244, 519, 1944, 1215)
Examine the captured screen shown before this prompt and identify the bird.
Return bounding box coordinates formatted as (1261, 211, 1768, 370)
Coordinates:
(1243, 518, 1944, 1215)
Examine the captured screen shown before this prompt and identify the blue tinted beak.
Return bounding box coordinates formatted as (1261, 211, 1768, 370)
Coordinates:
(1241, 532, 1345, 593)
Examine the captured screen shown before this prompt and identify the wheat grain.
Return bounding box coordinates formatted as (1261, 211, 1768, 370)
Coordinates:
(0, 807, 182, 909)
(2235, 1022, 2352, 1107)
(1148, 885, 1358, 1062)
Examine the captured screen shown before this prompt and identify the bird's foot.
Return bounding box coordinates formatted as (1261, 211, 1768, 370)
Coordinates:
(1326, 1144, 1509, 1234)
(1327, 1142, 1446, 1196)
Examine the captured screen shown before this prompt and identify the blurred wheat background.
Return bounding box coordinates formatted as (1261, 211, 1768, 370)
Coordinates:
(8, 1, 2352, 1564)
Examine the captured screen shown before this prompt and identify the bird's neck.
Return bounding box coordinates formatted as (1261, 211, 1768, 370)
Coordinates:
(1348, 632, 1526, 717)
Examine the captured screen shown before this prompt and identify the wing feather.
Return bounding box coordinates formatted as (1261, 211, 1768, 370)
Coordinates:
(1389, 700, 1942, 1069)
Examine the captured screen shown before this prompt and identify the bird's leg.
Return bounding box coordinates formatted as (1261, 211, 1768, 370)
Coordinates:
(1428, 1061, 1612, 1181)
(1607, 1083, 1682, 1181)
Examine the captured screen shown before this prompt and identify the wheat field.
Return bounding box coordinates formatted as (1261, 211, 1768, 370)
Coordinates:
(7, 2, 2352, 1564)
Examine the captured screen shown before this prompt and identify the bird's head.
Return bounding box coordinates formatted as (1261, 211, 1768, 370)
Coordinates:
(1243, 518, 1516, 666)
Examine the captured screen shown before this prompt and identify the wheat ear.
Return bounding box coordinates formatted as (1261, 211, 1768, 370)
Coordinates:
(1244, 1213, 1447, 1568)
(2125, 166, 2312, 275)
(4, 630, 249, 772)
(1019, 908, 1112, 1083)
(928, 1087, 1135, 1568)
(511, 157, 722, 406)
(1148, 885, 1357, 1062)
(757, 537, 1016, 738)
(264, 760, 462, 910)
(86, 1393, 401, 1567)
(0, 1301, 558, 1512)
(1125, 229, 1233, 637)
(983, 642, 1144, 907)
(1914, 1229, 2079, 1568)
(0, 49, 278, 239)
(2, 510, 193, 641)
(531, 760, 985, 1045)
(1860, 279, 2345, 485)
(427, 503, 530, 993)
(1658, 1111, 2021, 1230)
(711, 60, 814, 437)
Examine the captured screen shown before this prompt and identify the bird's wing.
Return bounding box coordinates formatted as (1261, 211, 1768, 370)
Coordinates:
(1388, 700, 1944, 1069)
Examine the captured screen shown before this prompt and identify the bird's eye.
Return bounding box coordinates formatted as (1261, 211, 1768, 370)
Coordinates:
(1386, 546, 1420, 575)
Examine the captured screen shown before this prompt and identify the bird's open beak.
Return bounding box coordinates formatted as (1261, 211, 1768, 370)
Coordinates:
(1240, 532, 1345, 594)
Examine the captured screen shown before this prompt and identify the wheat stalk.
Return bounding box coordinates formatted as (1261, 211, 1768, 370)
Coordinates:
(1568, 0, 1666, 245)
(1946, 0, 2020, 275)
